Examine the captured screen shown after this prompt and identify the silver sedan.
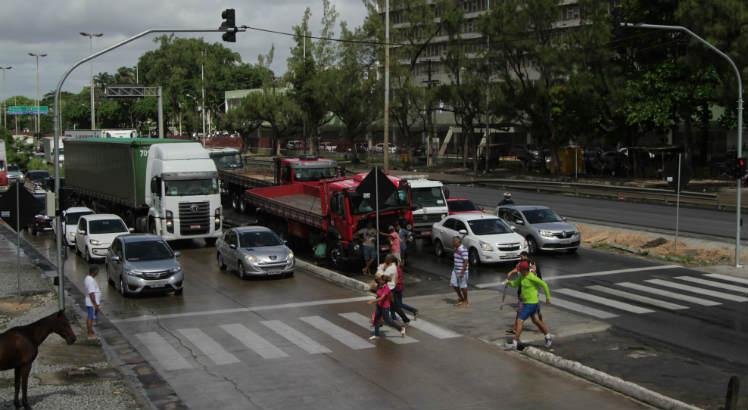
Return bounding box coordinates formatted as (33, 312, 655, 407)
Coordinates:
(216, 226, 295, 279)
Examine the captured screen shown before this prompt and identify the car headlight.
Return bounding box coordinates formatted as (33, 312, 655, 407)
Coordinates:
(127, 269, 143, 277)
(89, 239, 101, 245)
(244, 254, 257, 264)
(539, 230, 555, 238)
(168, 266, 182, 274)
(479, 241, 492, 251)
(441, 214, 448, 219)
(288, 251, 294, 260)
(521, 239, 528, 248)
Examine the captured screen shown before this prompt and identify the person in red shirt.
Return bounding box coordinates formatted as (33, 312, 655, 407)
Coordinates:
(367, 274, 406, 340)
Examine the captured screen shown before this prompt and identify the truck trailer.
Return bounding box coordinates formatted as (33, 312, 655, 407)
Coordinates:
(64, 138, 222, 244)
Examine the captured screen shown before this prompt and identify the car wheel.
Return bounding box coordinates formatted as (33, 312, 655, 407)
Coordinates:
(566, 247, 578, 254)
(285, 271, 294, 278)
(75, 241, 81, 256)
(434, 239, 444, 257)
(468, 248, 480, 266)
(119, 276, 129, 297)
(527, 237, 539, 255)
(218, 253, 227, 270)
(231, 194, 240, 210)
(174, 288, 183, 296)
(84, 247, 92, 263)
(238, 261, 247, 279)
(239, 198, 247, 213)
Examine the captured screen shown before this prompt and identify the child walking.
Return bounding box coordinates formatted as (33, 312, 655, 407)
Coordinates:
(367, 274, 406, 340)
(503, 261, 552, 349)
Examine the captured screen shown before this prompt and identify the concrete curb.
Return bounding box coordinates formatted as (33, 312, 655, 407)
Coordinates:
(296, 259, 370, 293)
(521, 346, 702, 410)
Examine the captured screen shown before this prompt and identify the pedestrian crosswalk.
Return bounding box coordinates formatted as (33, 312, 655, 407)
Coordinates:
(132, 314, 460, 371)
(547, 274, 748, 320)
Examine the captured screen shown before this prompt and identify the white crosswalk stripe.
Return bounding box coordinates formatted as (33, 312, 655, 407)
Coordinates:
(338, 312, 419, 344)
(177, 328, 240, 365)
(704, 273, 748, 286)
(548, 297, 618, 319)
(617, 282, 721, 306)
(261, 320, 331, 354)
(555, 288, 654, 314)
(674, 276, 748, 294)
(135, 332, 192, 370)
(405, 319, 462, 339)
(645, 279, 748, 303)
(299, 316, 375, 350)
(586, 285, 688, 311)
(220, 324, 289, 359)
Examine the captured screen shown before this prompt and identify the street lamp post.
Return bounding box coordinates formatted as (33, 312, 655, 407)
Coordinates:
(80, 32, 103, 130)
(0, 66, 11, 130)
(28, 53, 47, 138)
(383, 0, 390, 172)
(623, 22, 744, 266)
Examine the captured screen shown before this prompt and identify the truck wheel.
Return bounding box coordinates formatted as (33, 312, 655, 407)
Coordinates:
(330, 246, 342, 268)
(239, 199, 247, 213)
(231, 194, 240, 210)
(205, 238, 217, 247)
(434, 240, 444, 257)
(149, 220, 157, 235)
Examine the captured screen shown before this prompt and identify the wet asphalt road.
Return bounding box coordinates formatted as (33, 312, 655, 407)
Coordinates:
(447, 184, 747, 240)
(24, 232, 649, 410)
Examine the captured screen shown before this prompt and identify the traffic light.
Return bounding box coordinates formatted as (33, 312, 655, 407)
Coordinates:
(736, 157, 747, 179)
(220, 9, 236, 42)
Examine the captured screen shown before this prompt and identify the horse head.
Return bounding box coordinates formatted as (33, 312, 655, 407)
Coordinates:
(54, 310, 77, 345)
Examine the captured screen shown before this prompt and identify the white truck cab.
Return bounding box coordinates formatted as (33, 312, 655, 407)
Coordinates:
(407, 178, 449, 238)
(145, 143, 222, 244)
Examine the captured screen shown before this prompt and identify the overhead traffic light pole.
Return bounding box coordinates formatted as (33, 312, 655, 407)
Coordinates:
(51, 12, 243, 310)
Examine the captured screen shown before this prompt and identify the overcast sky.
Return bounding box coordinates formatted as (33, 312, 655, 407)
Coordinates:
(0, 0, 367, 101)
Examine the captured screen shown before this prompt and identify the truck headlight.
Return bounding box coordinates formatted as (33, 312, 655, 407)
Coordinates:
(165, 210, 174, 234)
(214, 208, 221, 230)
(479, 241, 492, 251)
(539, 230, 555, 238)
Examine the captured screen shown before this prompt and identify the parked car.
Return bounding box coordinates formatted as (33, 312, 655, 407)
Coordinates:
(216, 226, 295, 279)
(60, 207, 94, 247)
(373, 142, 397, 154)
(74, 214, 132, 263)
(318, 141, 338, 152)
(105, 234, 183, 296)
(447, 198, 482, 215)
(30, 214, 53, 236)
(286, 140, 305, 150)
(431, 213, 527, 265)
(7, 164, 23, 183)
(496, 205, 580, 254)
(24, 169, 50, 199)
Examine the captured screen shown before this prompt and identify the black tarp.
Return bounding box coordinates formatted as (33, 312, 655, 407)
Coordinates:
(355, 167, 397, 210)
(0, 183, 44, 230)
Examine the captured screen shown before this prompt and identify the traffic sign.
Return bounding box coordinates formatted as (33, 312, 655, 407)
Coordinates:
(6, 105, 49, 115)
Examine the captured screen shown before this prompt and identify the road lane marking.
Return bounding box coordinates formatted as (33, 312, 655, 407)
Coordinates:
(220, 324, 288, 359)
(645, 279, 748, 303)
(555, 288, 654, 314)
(135, 332, 192, 371)
(704, 273, 748, 286)
(674, 276, 748, 294)
(474, 265, 681, 289)
(586, 285, 688, 310)
(617, 282, 722, 306)
(550, 298, 618, 319)
(404, 319, 462, 339)
(111, 296, 373, 323)
(338, 312, 419, 344)
(261, 320, 331, 354)
(299, 316, 374, 350)
(177, 328, 240, 365)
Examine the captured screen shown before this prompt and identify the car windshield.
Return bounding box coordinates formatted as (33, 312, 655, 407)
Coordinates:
(88, 219, 128, 234)
(65, 211, 93, 225)
(294, 167, 337, 181)
(239, 231, 283, 247)
(468, 219, 512, 235)
(449, 200, 478, 212)
(0, 160, 4, 171)
(125, 241, 173, 261)
(522, 208, 563, 224)
(27, 171, 49, 181)
(164, 178, 219, 196)
(349, 189, 408, 214)
(412, 187, 445, 208)
(8, 165, 19, 172)
(212, 153, 243, 170)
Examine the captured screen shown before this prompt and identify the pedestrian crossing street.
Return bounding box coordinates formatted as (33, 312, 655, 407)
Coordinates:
(132, 313, 461, 371)
(550, 273, 748, 320)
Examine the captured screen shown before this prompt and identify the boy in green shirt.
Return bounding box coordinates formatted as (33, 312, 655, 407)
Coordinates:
(503, 261, 552, 349)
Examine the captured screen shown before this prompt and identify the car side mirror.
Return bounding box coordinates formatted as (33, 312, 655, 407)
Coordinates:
(111, 255, 121, 262)
(458, 229, 467, 235)
(562, 216, 567, 222)
(174, 251, 181, 257)
(128, 227, 135, 232)
(229, 244, 237, 249)
(511, 226, 517, 231)
(515, 220, 525, 225)
(78, 229, 86, 235)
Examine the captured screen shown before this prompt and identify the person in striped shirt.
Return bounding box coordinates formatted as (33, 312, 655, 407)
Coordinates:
(451, 236, 470, 306)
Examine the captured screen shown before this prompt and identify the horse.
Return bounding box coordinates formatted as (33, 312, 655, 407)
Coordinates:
(0, 310, 77, 409)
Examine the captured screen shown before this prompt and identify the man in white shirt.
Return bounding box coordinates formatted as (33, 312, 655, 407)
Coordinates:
(84, 266, 102, 340)
(375, 254, 398, 290)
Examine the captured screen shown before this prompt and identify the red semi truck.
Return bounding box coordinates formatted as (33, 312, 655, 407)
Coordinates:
(245, 171, 413, 268)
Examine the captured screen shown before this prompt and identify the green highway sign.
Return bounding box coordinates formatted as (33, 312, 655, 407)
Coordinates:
(7, 105, 49, 115)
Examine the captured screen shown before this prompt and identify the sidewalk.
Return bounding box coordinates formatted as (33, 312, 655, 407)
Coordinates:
(0, 225, 141, 409)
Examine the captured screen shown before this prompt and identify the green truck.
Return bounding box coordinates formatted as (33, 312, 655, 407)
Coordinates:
(64, 138, 222, 244)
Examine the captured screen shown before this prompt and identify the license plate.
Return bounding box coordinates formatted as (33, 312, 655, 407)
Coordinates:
(190, 224, 201, 229)
(505, 252, 518, 258)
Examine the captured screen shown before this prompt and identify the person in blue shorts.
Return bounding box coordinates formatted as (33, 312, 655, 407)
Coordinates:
(503, 261, 552, 349)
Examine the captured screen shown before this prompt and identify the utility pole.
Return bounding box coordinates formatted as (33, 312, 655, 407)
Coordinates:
(201, 50, 207, 142)
(383, 0, 390, 172)
(80, 32, 103, 129)
(422, 60, 440, 168)
(28, 53, 47, 138)
(484, 0, 491, 174)
(0, 66, 11, 130)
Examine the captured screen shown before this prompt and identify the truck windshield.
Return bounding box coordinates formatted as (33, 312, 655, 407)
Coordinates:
(412, 187, 445, 208)
(294, 167, 336, 181)
(125, 241, 173, 261)
(164, 178, 219, 196)
(239, 231, 282, 247)
(89, 219, 128, 234)
(213, 154, 243, 170)
(65, 212, 93, 225)
(349, 189, 408, 214)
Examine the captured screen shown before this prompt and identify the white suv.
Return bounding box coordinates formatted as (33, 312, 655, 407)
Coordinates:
(75, 214, 131, 263)
(431, 213, 527, 265)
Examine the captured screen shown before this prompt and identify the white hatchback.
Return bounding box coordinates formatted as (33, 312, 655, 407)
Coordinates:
(431, 213, 528, 266)
(60, 207, 94, 247)
(74, 214, 131, 263)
